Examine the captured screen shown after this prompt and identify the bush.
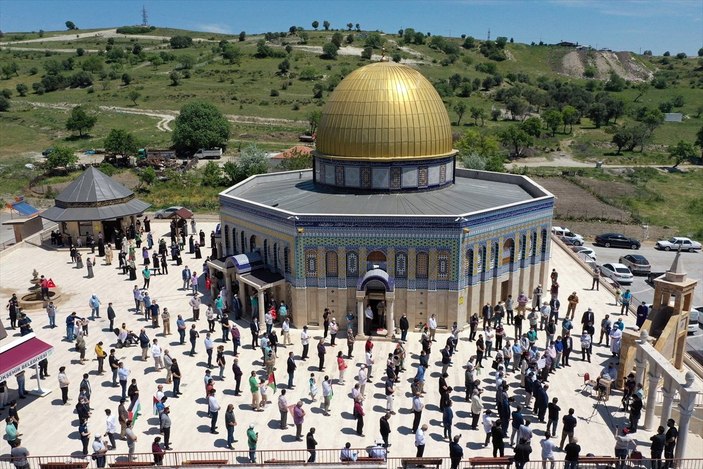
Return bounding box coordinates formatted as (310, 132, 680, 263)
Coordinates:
(170, 36, 193, 49)
(0, 96, 9, 112)
(270, 89, 279, 97)
(116, 25, 155, 34)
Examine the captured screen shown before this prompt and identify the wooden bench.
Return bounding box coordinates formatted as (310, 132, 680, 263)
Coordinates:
(469, 457, 513, 468)
(263, 460, 306, 465)
(109, 462, 155, 467)
(401, 458, 443, 469)
(39, 462, 89, 469)
(183, 460, 229, 466)
(579, 457, 618, 467)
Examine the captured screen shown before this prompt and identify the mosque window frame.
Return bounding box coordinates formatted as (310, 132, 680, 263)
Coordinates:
(250, 235, 257, 253)
(502, 238, 515, 267)
(437, 250, 450, 279)
(416, 251, 429, 279)
(466, 249, 474, 283)
(530, 231, 537, 258)
(326, 251, 338, 277)
(491, 242, 499, 272)
(305, 250, 317, 277)
(224, 225, 230, 255)
(346, 251, 359, 277)
(263, 239, 269, 266)
(395, 251, 408, 278)
(273, 242, 279, 271)
(240, 232, 246, 254)
(284, 247, 291, 274)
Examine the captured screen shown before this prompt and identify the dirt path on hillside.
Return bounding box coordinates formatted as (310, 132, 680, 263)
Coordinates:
(26, 102, 307, 133)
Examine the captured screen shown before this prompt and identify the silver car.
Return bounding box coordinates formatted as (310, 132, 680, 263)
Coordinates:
(600, 262, 634, 285)
(154, 206, 183, 219)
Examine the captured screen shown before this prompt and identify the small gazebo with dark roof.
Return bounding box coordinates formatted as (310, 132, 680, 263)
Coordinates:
(42, 167, 150, 244)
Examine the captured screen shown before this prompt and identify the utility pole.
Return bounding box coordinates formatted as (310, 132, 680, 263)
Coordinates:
(142, 5, 149, 27)
(487, 28, 491, 41)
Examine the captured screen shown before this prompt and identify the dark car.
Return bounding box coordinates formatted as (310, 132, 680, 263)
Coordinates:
(618, 254, 651, 275)
(594, 233, 641, 249)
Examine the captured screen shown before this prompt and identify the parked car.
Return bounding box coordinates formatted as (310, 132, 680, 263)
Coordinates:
(618, 254, 651, 275)
(558, 236, 581, 246)
(600, 262, 634, 285)
(154, 206, 183, 219)
(41, 147, 55, 157)
(655, 237, 702, 252)
(689, 307, 703, 334)
(594, 233, 641, 249)
(570, 246, 597, 261)
(552, 226, 584, 246)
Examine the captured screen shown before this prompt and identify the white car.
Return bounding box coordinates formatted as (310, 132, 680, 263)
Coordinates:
(655, 237, 702, 252)
(552, 226, 584, 246)
(570, 246, 597, 261)
(154, 206, 183, 219)
(600, 262, 634, 285)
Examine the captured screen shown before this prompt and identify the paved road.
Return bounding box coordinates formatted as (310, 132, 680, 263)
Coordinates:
(586, 241, 703, 360)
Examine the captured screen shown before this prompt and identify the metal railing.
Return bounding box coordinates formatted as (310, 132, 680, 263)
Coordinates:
(1, 450, 702, 469)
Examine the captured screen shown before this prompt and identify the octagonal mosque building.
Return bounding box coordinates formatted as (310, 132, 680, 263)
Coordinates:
(211, 61, 554, 335)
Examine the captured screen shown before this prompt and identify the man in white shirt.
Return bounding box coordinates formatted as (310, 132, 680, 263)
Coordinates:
(540, 302, 551, 331)
(151, 339, 163, 370)
(358, 365, 368, 396)
(340, 442, 358, 461)
(321, 377, 333, 416)
(428, 314, 438, 342)
(415, 424, 428, 457)
(301, 326, 310, 360)
(208, 389, 221, 434)
(189, 294, 201, 321)
(104, 409, 118, 449)
(364, 305, 373, 336)
(411, 392, 424, 432)
(367, 442, 387, 460)
(365, 350, 374, 381)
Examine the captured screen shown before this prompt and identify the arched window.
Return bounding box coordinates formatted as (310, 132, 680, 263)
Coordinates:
(437, 250, 449, 279)
(284, 247, 290, 273)
(273, 243, 279, 271)
(502, 239, 515, 267)
(263, 239, 269, 265)
(416, 252, 429, 279)
(232, 228, 238, 254)
(466, 249, 474, 283)
(326, 251, 338, 277)
(395, 252, 408, 278)
(305, 250, 317, 276)
(367, 250, 386, 264)
(240, 231, 246, 254)
(541, 229, 548, 257)
(530, 231, 537, 257)
(520, 234, 527, 260)
(250, 235, 257, 252)
(346, 251, 359, 277)
(478, 246, 486, 274)
(492, 242, 499, 274)
(224, 225, 230, 255)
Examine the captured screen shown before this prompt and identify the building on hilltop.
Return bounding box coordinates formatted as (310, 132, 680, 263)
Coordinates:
(209, 61, 554, 335)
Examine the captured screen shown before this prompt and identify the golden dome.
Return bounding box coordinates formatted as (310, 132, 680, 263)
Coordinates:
(316, 62, 454, 161)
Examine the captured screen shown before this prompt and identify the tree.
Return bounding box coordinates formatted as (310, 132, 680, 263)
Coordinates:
(322, 42, 339, 59)
(221, 45, 242, 64)
(543, 109, 563, 136)
(222, 144, 268, 185)
(699, 47, 703, 57)
(169, 70, 181, 86)
(278, 148, 313, 171)
(179, 55, 195, 69)
(65, 21, 77, 30)
(238, 31, 246, 42)
(1, 62, 18, 79)
(66, 106, 97, 137)
(172, 101, 230, 155)
(307, 110, 322, 135)
(611, 126, 633, 154)
(312, 21, 319, 30)
(76, 47, 85, 57)
(587, 102, 608, 128)
(331, 32, 344, 48)
(470, 107, 486, 126)
(633, 82, 649, 103)
(139, 166, 156, 186)
(361, 47, 373, 60)
(561, 105, 578, 133)
(498, 125, 534, 157)
(453, 101, 467, 125)
(312, 83, 324, 99)
(278, 59, 290, 75)
(364, 32, 384, 49)
(81, 55, 104, 73)
(323, 20, 330, 31)
(127, 90, 141, 105)
(15, 83, 28, 97)
(520, 116, 542, 138)
(104, 128, 138, 156)
(45, 145, 77, 171)
(669, 140, 697, 168)
(202, 161, 223, 186)
(121, 73, 132, 85)
(505, 97, 528, 120)
(347, 22, 353, 31)
(0, 96, 9, 112)
(696, 126, 703, 158)
(169, 35, 193, 49)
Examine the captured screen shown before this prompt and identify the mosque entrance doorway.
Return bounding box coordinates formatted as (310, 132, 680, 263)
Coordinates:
(357, 269, 395, 338)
